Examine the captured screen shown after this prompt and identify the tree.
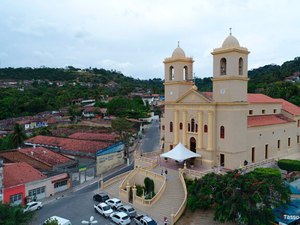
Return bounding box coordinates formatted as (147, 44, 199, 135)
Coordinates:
(9, 124, 26, 148)
(186, 168, 290, 225)
(0, 203, 33, 225)
(111, 117, 133, 158)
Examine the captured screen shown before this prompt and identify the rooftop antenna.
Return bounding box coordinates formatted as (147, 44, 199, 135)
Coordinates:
(229, 27, 232, 35)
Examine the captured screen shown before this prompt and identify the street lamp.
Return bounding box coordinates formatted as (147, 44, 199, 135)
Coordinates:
(81, 216, 97, 225)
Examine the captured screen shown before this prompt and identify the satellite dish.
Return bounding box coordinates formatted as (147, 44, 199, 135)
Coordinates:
(81, 216, 98, 224)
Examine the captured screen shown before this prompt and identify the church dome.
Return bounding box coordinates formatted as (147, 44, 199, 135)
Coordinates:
(222, 34, 240, 48)
(172, 46, 186, 58)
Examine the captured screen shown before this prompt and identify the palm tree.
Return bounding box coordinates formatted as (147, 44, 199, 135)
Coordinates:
(9, 124, 26, 148)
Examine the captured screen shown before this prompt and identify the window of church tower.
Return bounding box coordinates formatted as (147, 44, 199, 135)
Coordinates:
(220, 58, 227, 75)
(249, 110, 253, 115)
(297, 135, 299, 144)
(188, 123, 190, 132)
(239, 58, 243, 75)
(288, 137, 291, 147)
(183, 66, 188, 80)
(220, 126, 225, 139)
(273, 109, 277, 114)
(195, 124, 198, 133)
(262, 109, 265, 114)
(169, 66, 174, 80)
(298, 119, 300, 127)
(204, 124, 208, 133)
(278, 140, 280, 149)
(170, 145, 173, 150)
(162, 125, 165, 130)
(191, 119, 195, 132)
(179, 122, 183, 130)
(170, 122, 173, 132)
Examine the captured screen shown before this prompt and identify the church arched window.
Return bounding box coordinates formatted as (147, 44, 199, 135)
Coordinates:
(220, 58, 227, 75)
(204, 124, 208, 133)
(220, 126, 225, 139)
(188, 123, 190, 132)
(183, 66, 188, 80)
(239, 57, 243, 75)
(169, 66, 174, 80)
(179, 122, 183, 130)
(170, 122, 173, 132)
(191, 119, 195, 132)
(195, 124, 198, 133)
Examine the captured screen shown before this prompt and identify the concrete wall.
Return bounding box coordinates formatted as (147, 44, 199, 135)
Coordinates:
(96, 151, 124, 176)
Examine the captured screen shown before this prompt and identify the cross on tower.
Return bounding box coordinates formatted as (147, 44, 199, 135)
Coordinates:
(229, 27, 232, 35)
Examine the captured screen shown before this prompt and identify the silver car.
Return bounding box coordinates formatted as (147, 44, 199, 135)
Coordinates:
(117, 205, 137, 218)
(23, 201, 43, 212)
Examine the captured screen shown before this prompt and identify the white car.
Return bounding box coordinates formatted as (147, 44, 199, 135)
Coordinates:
(105, 198, 123, 209)
(94, 202, 113, 218)
(23, 201, 43, 212)
(110, 212, 131, 225)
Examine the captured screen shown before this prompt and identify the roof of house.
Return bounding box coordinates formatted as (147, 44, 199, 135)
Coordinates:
(19, 147, 73, 166)
(68, 132, 118, 142)
(0, 150, 51, 171)
(25, 135, 111, 154)
(3, 162, 47, 187)
(248, 114, 295, 127)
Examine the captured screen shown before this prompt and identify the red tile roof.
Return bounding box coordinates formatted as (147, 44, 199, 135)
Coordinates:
(0, 150, 51, 171)
(248, 114, 295, 127)
(68, 132, 118, 142)
(25, 136, 111, 154)
(19, 147, 73, 166)
(3, 162, 47, 187)
(275, 98, 300, 116)
(201, 92, 300, 116)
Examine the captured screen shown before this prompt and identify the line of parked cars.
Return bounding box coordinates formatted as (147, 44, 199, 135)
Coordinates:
(93, 192, 157, 225)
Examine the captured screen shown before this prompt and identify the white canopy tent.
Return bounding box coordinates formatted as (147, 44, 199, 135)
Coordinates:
(160, 142, 201, 162)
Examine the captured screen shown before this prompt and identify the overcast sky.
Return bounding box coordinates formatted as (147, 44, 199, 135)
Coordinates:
(0, 0, 299, 80)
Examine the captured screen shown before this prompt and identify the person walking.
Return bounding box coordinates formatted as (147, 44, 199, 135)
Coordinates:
(161, 169, 164, 176)
(164, 217, 169, 225)
(165, 168, 168, 180)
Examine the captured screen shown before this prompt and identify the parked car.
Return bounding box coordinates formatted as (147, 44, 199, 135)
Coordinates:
(110, 212, 131, 225)
(117, 205, 137, 218)
(105, 198, 123, 209)
(134, 214, 157, 225)
(93, 193, 109, 203)
(23, 201, 43, 212)
(43, 216, 72, 225)
(94, 202, 113, 218)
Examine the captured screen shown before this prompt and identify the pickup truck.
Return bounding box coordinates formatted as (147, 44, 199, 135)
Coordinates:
(94, 202, 113, 218)
(134, 215, 157, 225)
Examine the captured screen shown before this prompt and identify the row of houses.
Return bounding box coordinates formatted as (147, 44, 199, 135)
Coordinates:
(0, 132, 125, 206)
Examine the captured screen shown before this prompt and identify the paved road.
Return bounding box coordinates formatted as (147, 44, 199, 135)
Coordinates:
(30, 164, 135, 225)
(140, 119, 160, 154)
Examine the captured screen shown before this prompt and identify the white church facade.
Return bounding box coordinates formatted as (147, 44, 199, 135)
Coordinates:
(161, 33, 300, 170)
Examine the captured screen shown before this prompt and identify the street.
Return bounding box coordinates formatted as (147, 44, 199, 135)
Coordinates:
(140, 118, 160, 154)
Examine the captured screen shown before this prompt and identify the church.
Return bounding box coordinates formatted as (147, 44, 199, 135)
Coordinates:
(161, 32, 300, 169)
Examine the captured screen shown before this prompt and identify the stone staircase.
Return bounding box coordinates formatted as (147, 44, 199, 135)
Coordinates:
(103, 166, 185, 225)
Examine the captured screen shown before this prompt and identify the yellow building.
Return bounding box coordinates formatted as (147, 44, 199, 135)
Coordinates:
(161, 33, 300, 169)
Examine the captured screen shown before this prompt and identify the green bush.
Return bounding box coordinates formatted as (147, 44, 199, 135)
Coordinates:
(136, 184, 144, 197)
(144, 177, 155, 197)
(278, 159, 300, 172)
(252, 168, 281, 178)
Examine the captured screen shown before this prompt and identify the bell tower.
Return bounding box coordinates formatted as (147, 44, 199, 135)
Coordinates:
(212, 30, 250, 102)
(164, 43, 194, 102)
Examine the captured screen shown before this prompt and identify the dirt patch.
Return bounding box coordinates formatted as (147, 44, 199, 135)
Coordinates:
(176, 209, 235, 225)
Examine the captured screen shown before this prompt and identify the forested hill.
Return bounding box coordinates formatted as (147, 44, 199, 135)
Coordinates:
(195, 57, 300, 106)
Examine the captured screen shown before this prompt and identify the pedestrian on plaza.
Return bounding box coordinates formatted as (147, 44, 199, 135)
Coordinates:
(164, 217, 169, 225)
(161, 169, 164, 176)
(165, 168, 168, 180)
